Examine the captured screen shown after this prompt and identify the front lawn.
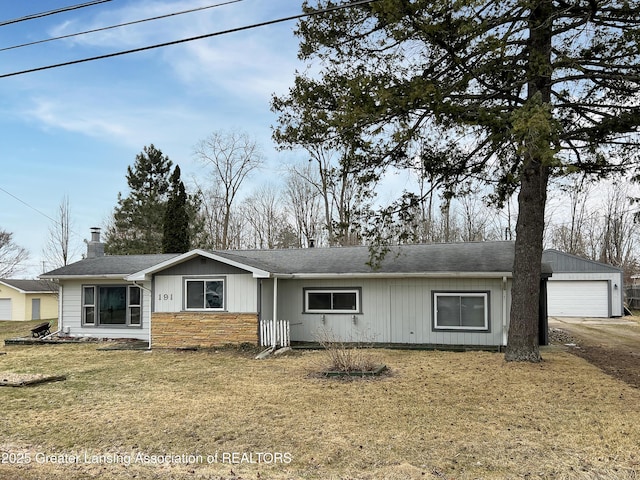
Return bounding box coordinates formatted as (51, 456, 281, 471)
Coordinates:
(1, 321, 638, 479)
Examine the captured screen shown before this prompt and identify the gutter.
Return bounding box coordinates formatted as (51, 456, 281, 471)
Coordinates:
(39, 274, 130, 280)
(273, 272, 514, 280)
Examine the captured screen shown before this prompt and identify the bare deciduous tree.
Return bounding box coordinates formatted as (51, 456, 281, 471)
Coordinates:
(547, 178, 593, 257)
(194, 130, 264, 249)
(43, 195, 79, 270)
(546, 180, 640, 277)
(284, 164, 323, 247)
(242, 184, 291, 249)
(598, 185, 639, 273)
(0, 228, 28, 277)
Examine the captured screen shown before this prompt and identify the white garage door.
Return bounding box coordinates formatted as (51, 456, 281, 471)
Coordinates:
(0, 299, 12, 320)
(547, 281, 609, 317)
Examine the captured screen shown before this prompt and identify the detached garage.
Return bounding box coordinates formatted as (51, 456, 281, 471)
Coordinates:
(542, 250, 624, 318)
(0, 279, 58, 321)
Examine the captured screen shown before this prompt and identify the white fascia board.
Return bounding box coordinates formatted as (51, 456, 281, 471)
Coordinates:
(274, 272, 513, 280)
(38, 274, 129, 281)
(13, 289, 57, 294)
(126, 249, 271, 281)
(0, 281, 24, 293)
(0, 280, 53, 294)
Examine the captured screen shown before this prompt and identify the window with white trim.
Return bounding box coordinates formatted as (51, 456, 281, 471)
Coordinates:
(185, 279, 225, 310)
(82, 285, 142, 327)
(83, 286, 95, 325)
(128, 285, 141, 325)
(433, 292, 489, 330)
(304, 288, 361, 313)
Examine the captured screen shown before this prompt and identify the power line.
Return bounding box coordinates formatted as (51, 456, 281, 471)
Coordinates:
(0, 0, 113, 27)
(0, 0, 243, 53)
(0, 185, 88, 249)
(0, 0, 377, 79)
(0, 186, 59, 226)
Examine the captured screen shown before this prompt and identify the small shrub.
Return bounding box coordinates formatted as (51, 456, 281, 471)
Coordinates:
(315, 327, 380, 373)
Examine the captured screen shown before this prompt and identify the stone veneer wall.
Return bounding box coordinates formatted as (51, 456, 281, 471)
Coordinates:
(151, 312, 259, 348)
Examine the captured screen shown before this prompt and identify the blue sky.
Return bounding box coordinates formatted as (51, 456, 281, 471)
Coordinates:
(0, 0, 310, 277)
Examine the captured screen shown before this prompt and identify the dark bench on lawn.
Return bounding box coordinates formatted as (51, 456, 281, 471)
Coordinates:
(30, 322, 51, 338)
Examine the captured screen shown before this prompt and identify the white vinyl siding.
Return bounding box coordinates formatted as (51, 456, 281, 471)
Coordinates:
(154, 274, 257, 313)
(59, 280, 151, 340)
(273, 277, 507, 346)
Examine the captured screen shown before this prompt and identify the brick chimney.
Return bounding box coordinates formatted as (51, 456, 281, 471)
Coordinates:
(86, 227, 105, 258)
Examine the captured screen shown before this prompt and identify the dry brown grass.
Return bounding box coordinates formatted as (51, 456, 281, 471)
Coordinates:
(1, 320, 639, 479)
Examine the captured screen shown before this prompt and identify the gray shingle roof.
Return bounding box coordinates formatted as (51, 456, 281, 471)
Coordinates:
(41, 242, 550, 278)
(213, 241, 518, 275)
(0, 279, 58, 292)
(41, 254, 179, 278)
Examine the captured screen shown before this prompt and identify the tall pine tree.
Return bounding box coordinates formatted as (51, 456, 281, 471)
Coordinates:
(273, 0, 640, 361)
(162, 165, 190, 253)
(105, 145, 173, 254)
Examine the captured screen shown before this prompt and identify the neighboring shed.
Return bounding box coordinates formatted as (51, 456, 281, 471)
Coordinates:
(0, 279, 58, 321)
(542, 250, 623, 317)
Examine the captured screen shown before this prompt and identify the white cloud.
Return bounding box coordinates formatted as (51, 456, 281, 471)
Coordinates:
(22, 94, 212, 153)
(48, 0, 207, 49)
(169, 31, 299, 99)
(26, 98, 129, 139)
(46, 0, 302, 100)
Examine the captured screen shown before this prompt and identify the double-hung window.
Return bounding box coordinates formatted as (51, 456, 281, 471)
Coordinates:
(82, 285, 142, 327)
(83, 286, 96, 325)
(433, 292, 489, 331)
(185, 279, 225, 310)
(304, 288, 361, 314)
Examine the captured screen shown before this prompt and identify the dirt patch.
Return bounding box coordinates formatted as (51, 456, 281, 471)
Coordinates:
(0, 372, 66, 387)
(549, 316, 640, 389)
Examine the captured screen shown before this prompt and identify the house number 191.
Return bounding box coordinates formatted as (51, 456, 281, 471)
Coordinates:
(159, 293, 173, 301)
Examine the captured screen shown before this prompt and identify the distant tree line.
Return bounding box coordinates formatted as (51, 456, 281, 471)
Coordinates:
(2, 132, 639, 279)
(97, 130, 640, 283)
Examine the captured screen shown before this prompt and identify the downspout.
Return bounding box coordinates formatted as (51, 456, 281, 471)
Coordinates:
(257, 279, 262, 345)
(502, 276, 508, 347)
(133, 280, 153, 350)
(273, 276, 278, 323)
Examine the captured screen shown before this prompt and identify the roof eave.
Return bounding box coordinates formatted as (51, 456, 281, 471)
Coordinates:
(19, 290, 57, 294)
(274, 271, 515, 279)
(126, 249, 271, 281)
(39, 274, 129, 281)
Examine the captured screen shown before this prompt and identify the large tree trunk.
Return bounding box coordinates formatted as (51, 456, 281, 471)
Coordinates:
(505, 161, 549, 362)
(505, 0, 553, 362)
